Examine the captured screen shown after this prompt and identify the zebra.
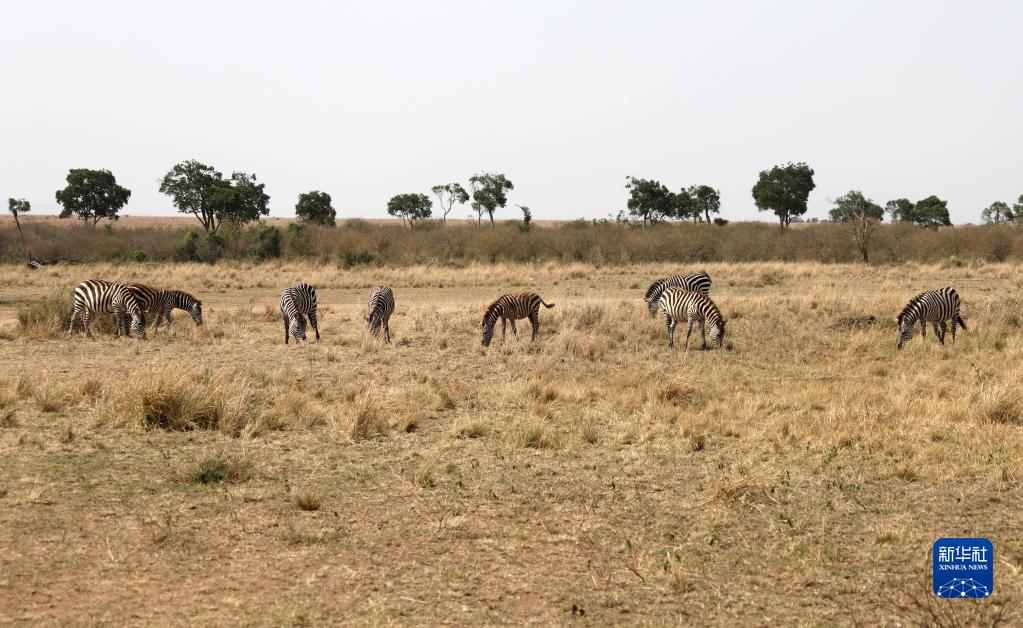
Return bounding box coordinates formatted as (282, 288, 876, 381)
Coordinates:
(365, 286, 395, 343)
(896, 287, 967, 349)
(127, 283, 203, 332)
(481, 292, 555, 347)
(658, 286, 726, 350)
(68, 279, 147, 339)
(280, 282, 319, 344)
(644, 271, 711, 317)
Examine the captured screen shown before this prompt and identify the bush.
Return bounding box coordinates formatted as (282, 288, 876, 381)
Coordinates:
(250, 224, 282, 261)
(19, 289, 117, 338)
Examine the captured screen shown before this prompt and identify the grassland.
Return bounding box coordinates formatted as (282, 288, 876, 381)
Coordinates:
(0, 260, 1021, 625)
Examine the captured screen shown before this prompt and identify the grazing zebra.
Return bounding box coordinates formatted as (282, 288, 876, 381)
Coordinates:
(111, 285, 148, 340)
(365, 286, 395, 343)
(280, 282, 319, 344)
(68, 279, 147, 339)
(127, 283, 203, 332)
(644, 271, 711, 317)
(658, 286, 726, 350)
(481, 292, 555, 347)
(896, 287, 967, 349)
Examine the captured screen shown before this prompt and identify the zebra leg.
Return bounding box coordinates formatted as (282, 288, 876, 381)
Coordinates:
(83, 310, 92, 338)
(68, 305, 80, 334)
(309, 311, 320, 341)
(283, 314, 290, 344)
(684, 320, 695, 351)
(510, 319, 518, 338)
(939, 321, 948, 345)
(113, 308, 122, 339)
(950, 317, 958, 343)
(530, 313, 539, 341)
(384, 319, 391, 344)
(700, 320, 707, 350)
(666, 318, 676, 349)
(501, 318, 507, 343)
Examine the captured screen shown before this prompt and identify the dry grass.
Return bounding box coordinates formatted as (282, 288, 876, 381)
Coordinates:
(1, 260, 1022, 624)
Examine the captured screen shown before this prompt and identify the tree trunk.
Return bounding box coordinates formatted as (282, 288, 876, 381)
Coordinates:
(12, 213, 29, 262)
(705, 209, 711, 223)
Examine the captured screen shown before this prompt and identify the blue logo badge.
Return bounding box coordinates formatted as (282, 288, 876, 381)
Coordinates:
(933, 538, 993, 598)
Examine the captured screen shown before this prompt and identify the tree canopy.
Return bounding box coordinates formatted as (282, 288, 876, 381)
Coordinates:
(160, 160, 269, 234)
(55, 169, 130, 226)
(751, 162, 816, 231)
(981, 201, 1013, 224)
(910, 195, 952, 228)
(625, 177, 672, 226)
(689, 185, 721, 223)
(386, 193, 433, 229)
(885, 198, 915, 223)
(469, 173, 514, 228)
(829, 190, 884, 262)
(295, 191, 336, 226)
(430, 183, 470, 223)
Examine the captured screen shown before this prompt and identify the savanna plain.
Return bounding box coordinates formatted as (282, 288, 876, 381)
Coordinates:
(1, 260, 1021, 626)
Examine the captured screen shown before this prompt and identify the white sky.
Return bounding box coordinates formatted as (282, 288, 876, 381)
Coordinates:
(1, 0, 1020, 223)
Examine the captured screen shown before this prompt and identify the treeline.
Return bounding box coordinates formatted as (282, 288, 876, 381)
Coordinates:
(3, 219, 1022, 266)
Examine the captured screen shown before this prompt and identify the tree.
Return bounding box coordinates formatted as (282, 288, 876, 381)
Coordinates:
(386, 193, 432, 229)
(981, 201, 1012, 224)
(160, 161, 269, 234)
(829, 190, 884, 262)
(55, 168, 130, 226)
(671, 187, 697, 222)
(295, 191, 336, 226)
(886, 198, 915, 223)
(911, 195, 952, 229)
(1012, 194, 1023, 223)
(751, 162, 816, 231)
(625, 176, 672, 226)
(430, 183, 469, 224)
(689, 185, 721, 223)
(518, 205, 532, 232)
(469, 173, 514, 228)
(8, 198, 30, 257)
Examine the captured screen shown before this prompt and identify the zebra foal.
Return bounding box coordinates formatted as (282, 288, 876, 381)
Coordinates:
(644, 271, 711, 317)
(481, 292, 555, 347)
(127, 283, 203, 332)
(658, 286, 726, 350)
(280, 283, 320, 344)
(896, 287, 966, 349)
(365, 286, 395, 343)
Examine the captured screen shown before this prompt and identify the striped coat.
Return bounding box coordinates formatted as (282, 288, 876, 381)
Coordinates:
(68, 279, 147, 339)
(644, 271, 711, 317)
(658, 286, 726, 350)
(896, 287, 966, 349)
(280, 283, 319, 344)
(128, 283, 203, 332)
(365, 286, 395, 343)
(481, 292, 555, 347)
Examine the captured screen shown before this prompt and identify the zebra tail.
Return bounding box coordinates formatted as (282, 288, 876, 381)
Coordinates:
(956, 314, 967, 330)
(539, 299, 555, 309)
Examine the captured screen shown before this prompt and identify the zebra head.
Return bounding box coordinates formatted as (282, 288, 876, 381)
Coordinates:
(481, 317, 496, 347)
(366, 314, 383, 337)
(189, 300, 204, 326)
(896, 315, 914, 350)
(709, 318, 726, 349)
(291, 315, 307, 342)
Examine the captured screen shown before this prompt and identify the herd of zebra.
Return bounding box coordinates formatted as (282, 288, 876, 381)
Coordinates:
(65, 273, 968, 350)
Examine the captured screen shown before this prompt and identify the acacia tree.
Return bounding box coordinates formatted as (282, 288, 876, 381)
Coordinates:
(295, 191, 336, 226)
(625, 176, 672, 226)
(829, 190, 884, 262)
(8, 198, 30, 259)
(671, 187, 696, 222)
(430, 183, 469, 224)
(469, 173, 514, 228)
(981, 201, 1012, 224)
(55, 168, 130, 226)
(689, 185, 721, 223)
(160, 160, 269, 234)
(886, 198, 915, 223)
(751, 162, 816, 231)
(1011, 194, 1023, 223)
(387, 193, 432, 229)
(911, 195, 952, 229)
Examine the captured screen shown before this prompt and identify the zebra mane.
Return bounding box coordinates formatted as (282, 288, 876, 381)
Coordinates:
(481, 300, 504, 327)
(896, 292, 927, 324)
(172, 290, 201, 308)
(644, 278, 671, 303)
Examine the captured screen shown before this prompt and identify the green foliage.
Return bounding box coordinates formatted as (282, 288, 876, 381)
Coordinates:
(671, 187, 696, 221)
(431, 183, 470, 222)
(469, 173, 514, 228)
(911, 195, 952, 228)
(55, 168, 130, 226)
(336, 250, 375, 268)
(713, 217, 729, 226)
(295, 191, 336, 226)
(519, 205, 532, 232)
(886, 198, 916, 222)
(625, 176, 672, 225)
(132, 249, 147, 262)
(982, 201, 1013, 224)
(160, 160, 269, 234)
(751, 162, 816, 230)
(8, 198, 30, 217)
(386, 193, 433, 229)
(689, 185, 722, 223)
(250, 224, 282, 261)
(829, 190, 884, 262)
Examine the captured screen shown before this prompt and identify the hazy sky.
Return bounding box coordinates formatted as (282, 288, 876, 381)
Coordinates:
(2, 0, 1020, 223)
